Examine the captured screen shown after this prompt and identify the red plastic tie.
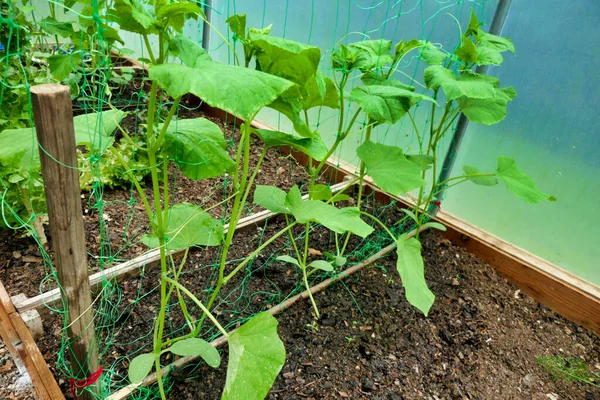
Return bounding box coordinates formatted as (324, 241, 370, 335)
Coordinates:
(432, 200, 442, 210)
(69, 366, 102, 399)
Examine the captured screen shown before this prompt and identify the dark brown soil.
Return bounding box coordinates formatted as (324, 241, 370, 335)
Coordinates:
(1, 107, 599, 400)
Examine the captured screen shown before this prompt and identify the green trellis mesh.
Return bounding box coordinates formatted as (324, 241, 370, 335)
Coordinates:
(0, 1, 497, 398)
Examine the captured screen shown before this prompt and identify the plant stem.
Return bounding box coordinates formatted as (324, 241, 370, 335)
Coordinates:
(164, 277, 229, 338)
(302, 266, 320, 319)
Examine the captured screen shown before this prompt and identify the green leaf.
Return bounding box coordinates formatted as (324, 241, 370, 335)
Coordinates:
(250, 34, 321, 86)
(288, 200, 373, 237)
(156, 2, 204, 32)
(465, 9, 481, 36)
(128, 353, 155, 384)
(48, 53, 82, 81)
(308, 260, 334, 272)
(168, 338, 220, 367)
(110, 0, 158, 34)
(276, 255, 300, 267)
(253, 129, 328, 161)
(301, 71, 339, 110)
(40, 17, 74, 37)
(405, 154, 434, 170)
(477, 30, 516, 55)
(222, 312, 286, 400)
(462, 165, 498, 186)
(162, 118, 234, 180)
(475, 46, 505, 66)
(356, 142, 425, 196)
(266, 97, 312, 137)
(169, 36, 212, 67)
(226, 14, 246, 39)
(361, 71, 415, 91)
(396, 235, 434, 316)
(456, 35, 477, 64)
(141, 203, 224, 249)
(394, 39, 420, 58)
(72, 110, 126, 151)
(332, 39, 394, 72)
(308, 184, 332, 201)
(457, 85, 517, 125)
(401, 208, 418, 223)
(150, 62, 298, 121)
(419, 41, 448, 65)
(496, 156, 555, 204)
(334, 255, 347, 267)
(349, 85, 436, 125)
(424, 66, 496, 101)
(253, 185, 289, 214)
(422, 222, 446, 231)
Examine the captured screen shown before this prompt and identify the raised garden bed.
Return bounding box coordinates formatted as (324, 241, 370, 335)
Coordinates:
(1, 107, 599, 400)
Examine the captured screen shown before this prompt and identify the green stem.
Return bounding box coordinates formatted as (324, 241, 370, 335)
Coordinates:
(164, 277, 229, 338)
(302, 266, 320, 319)
(359, 211, 397, 242)
(143, 34, 157, 64)
(286, 215, 302, 261)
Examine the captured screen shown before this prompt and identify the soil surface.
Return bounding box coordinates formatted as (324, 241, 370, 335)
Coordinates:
(1, 106, 599, 400)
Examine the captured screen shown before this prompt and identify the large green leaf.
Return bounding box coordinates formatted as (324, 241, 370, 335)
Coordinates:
(110, 0, 158, 34)
(0, 110, 125, 171)
(48, 53, 82, 81)
(457, 85, 517, 125)
(424, 66, 496, 101)
(301, 71, 339, 110)
(253, 185, 289, 214)
(226, 14, 246, 39)
(285, 186, 373, 237)
(456, 35, 478, 64)
(168, 338, 220, 367)
(396, 235, 434, 316)
(349, 85, 435, 125)
(332, 39, 394, 72)
(361, 71, 415, 91)
(253, 129, 328, 161)
(250, 34, 321, 86)
(141, 202, 224, 249)
(150, 62, 298, 121)
(266, 96, 312, 137)
(356, 142, 425, 195)
(155, 2, 204, 31)
(222, 312, 285, 400)
(462, 165, 497, 186)
(40, 17, 74, 38)
(496, 156, 555, 204)
(169, 35, 212, 67)
(254, 185, 374, 237)
(419, 41, 448, 65)
(162, 118, 234, 180)
(128, 353, 155, 384)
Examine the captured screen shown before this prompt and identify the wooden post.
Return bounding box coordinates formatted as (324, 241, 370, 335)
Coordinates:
(31, 84, 99, 399)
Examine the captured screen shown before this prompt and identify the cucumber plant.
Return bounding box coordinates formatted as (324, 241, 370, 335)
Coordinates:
(104, 2, 382, 399)
(226, 10, 554, 319)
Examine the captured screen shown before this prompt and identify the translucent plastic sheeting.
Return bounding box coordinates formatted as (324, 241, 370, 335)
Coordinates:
(208, 0, 497, 168)
(442, 0, 600, 285)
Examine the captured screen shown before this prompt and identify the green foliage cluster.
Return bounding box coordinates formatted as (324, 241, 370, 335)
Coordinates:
(2, 1, 556, 399)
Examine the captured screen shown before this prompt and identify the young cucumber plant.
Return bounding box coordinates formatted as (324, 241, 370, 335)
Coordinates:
(103, 2, 369, 399)
(227, 10, 554, 320)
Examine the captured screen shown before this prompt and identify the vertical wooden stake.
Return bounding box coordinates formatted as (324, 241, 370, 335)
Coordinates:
(31, 84, 99, 399)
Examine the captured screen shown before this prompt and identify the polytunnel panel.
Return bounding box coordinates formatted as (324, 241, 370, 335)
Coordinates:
(441, 0, 600, 285)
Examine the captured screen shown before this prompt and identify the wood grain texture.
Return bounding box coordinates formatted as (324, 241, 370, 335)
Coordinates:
(0, 282, 65, 400)
(31, 84, 99, 399)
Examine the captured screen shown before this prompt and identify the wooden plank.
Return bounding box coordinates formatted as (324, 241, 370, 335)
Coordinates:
(0, 282, 65, 400)
(198, 103, 600, 334)
(31, 84, 99, 399)
(13, 181, 350, 315)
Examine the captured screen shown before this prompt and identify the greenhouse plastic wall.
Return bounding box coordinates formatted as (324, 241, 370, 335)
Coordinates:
(441, 0, 600, 286)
